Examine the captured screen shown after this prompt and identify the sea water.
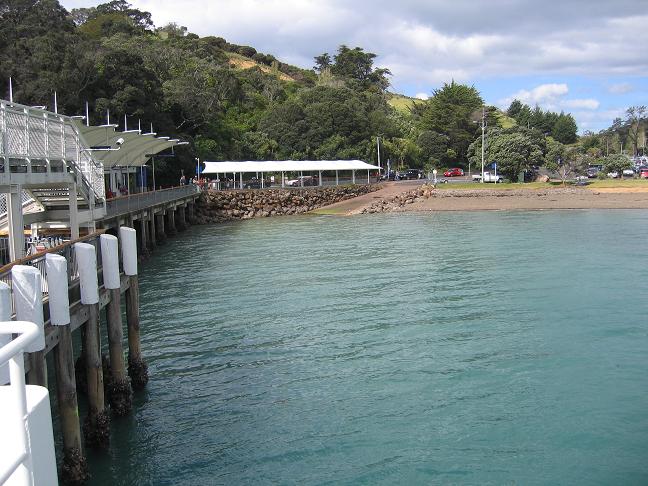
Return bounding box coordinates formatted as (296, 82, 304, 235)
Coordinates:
(88, 211, 648, 485)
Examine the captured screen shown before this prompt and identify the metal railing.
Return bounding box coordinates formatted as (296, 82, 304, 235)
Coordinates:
(0, 231, 105, 310)
(105, 184, 199, 218)
(1, 99, 105, 205)
(0, 320, 41, 486)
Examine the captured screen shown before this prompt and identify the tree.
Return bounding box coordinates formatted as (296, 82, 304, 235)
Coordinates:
(602, 154, 633, 177)
(469, 127, 545, 181)
(313, 53, 331, 73)
(545, 140, 587, 184)
(552, 112, 578, 144)
(419, 81, 483, 164)
(506, 100, 523, 118)
(625, 106, 646, 156)
(329, 45, 391, 92)
(417, 130, 449, 166)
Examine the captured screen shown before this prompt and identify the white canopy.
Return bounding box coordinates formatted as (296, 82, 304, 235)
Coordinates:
(202, 160, 379, 174)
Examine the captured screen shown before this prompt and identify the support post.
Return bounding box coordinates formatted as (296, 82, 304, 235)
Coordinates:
(12, 265, 46, 387)
(7, 184, 25, 261)
(319, 170, 322, 186)
(148, 209, 156, 248)
(75, 242, 109, 448)
(335, 171, 339, 186)
(166, 207, 177, 236)
(176, 205, 187, 231)
(352, 170, 356, 184)
(69, 182, 79, 240)
(101, 234, 132, 416)
(155, 212, 166, 242)
(46, 253, 88, 482)
(120, 226, 148, 391)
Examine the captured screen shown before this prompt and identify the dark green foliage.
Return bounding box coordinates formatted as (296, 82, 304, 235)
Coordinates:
(506, 100, 578, 143)
(551, 112, 578, 144)
(418, 81, 483, 165)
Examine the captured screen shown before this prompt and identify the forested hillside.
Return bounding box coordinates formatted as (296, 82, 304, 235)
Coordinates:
(1, 0, 644, 185)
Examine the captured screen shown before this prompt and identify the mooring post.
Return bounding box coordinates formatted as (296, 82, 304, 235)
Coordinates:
(120, 226, 148, 390)
(12, 265, 47, 387)
(101, 234, 132, 416)
(75, 242, 109, 448)
(46, 253, 88, 483)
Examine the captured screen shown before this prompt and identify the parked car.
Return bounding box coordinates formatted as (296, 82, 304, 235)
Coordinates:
(472, 171, 504, 183)
(607, 171, 619, 179)
(622, 169, 635, 177)
(380, 171, 398, 181)
(586, 167, 600, 178)
(244, 177, 261, 189)
(401, 169, 424, 180)
(286, 175, 318, 187)
(640, 167, 648, 179)
(443, 167, 464, 177)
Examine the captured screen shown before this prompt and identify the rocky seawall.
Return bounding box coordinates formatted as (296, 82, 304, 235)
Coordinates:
(191, 184, 381, 223)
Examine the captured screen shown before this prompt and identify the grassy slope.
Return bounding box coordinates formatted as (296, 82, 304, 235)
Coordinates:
(226, 52, 296, 82)
(388, 93, 423, 114)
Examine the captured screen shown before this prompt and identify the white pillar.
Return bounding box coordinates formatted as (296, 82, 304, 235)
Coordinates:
(12, 265, 45, 352)
(119, 227, 138, 276)
(367, 170, 370, 184)
(319, 170, 322, 186)
(335, 171, 339, 185)
(75, 243, 99, 305)
(69, 182, 79, 240)
(300, 171, 303, 187)
(45, 254, 70, 326)
(100, 234, 120, 290)
(281, 172, 285, 188)
(352, 170, 356, 184)
(7, 184, 25, 261)
(239, 172, 243, 189)
(0, 282, 11, 384)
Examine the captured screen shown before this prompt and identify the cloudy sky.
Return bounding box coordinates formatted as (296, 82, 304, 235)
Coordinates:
(60, 0, 648, 132)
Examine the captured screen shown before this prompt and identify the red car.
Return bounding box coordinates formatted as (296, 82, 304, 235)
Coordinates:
(640, 168, 648, 179)
(444, 168, 464, 177)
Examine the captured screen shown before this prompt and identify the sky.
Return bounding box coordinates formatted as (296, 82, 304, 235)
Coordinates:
(60, 0, 648, 133)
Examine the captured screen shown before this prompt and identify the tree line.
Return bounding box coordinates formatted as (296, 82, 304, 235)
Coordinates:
(1, 0, 643, 186)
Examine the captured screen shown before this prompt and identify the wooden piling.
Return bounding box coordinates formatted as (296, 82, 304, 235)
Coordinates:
(176, 205, 187, 231)
(53, 324, 88, 484)
(82, 303, 110, 449)
(148, 209, 156, 248)
(155, 213, 166, 242)
(166, 208, 177, 235)
(105, 288, 132, 416)
(26, 350, 47, 387)
(125, 275, 148, 390)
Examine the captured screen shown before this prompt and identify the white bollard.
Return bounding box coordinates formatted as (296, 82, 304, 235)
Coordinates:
(45, 253, 70, 326)
(11, 266, 45, 353)
(100, 234, 120, 290)
(120, 227, 138, 276)
(75, 242, 99, 305)
(0, 282, 11, 384)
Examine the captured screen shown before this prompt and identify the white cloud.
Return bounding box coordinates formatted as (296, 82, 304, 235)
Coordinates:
(415, 93, 429, 100)
(499, 83, 569, 107)
(608, 83, 634, 94)
(562, 98, 600, 110)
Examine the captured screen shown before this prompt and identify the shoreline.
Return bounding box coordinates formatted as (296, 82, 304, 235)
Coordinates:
(314, 183, 648, 214)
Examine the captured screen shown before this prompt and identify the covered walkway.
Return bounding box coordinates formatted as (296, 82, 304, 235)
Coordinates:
(202, 160, 380, 189)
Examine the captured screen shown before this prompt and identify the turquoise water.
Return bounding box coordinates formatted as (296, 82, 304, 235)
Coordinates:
(90, 211, 648, 485)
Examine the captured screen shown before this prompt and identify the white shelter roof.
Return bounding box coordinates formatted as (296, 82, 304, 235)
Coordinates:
(202, 160, 379, 174)
(75, 122, 184, 168)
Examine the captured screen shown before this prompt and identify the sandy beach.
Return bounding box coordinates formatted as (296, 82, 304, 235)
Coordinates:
(315, 182, 648, 215)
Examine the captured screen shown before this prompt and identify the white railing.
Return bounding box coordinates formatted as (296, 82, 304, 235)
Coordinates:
(0, 320, 41, 486)
(0, 100, 105, 205)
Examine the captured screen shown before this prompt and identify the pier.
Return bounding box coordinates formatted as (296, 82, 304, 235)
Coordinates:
(0, 98, 200, 484)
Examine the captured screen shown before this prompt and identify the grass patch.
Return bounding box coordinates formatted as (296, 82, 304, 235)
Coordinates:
(387, 93, 423, 114)
(586, 179, 648, 188)
(310, 207, 346, 215)
(433, 182, 553, 191)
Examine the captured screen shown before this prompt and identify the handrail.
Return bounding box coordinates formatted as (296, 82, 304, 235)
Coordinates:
(0, 230, 105, 275)
(0, 320, 40, 486)
(106, 184, 199, 202)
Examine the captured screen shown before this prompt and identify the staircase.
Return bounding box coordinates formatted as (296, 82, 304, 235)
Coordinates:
(0, 100, 106, 231)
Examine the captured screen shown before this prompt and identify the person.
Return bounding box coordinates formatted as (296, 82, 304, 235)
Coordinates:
(180, 174, 186, 185)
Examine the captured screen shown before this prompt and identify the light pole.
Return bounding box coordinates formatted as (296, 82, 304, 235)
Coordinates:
(480, 107, 486, 183)
(376, 136, 382, 174)
(195, 157, 200, 182)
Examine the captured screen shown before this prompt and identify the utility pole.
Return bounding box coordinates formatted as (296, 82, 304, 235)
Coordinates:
(481, 107, 486, 183)
(376, 137, 381, 174)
